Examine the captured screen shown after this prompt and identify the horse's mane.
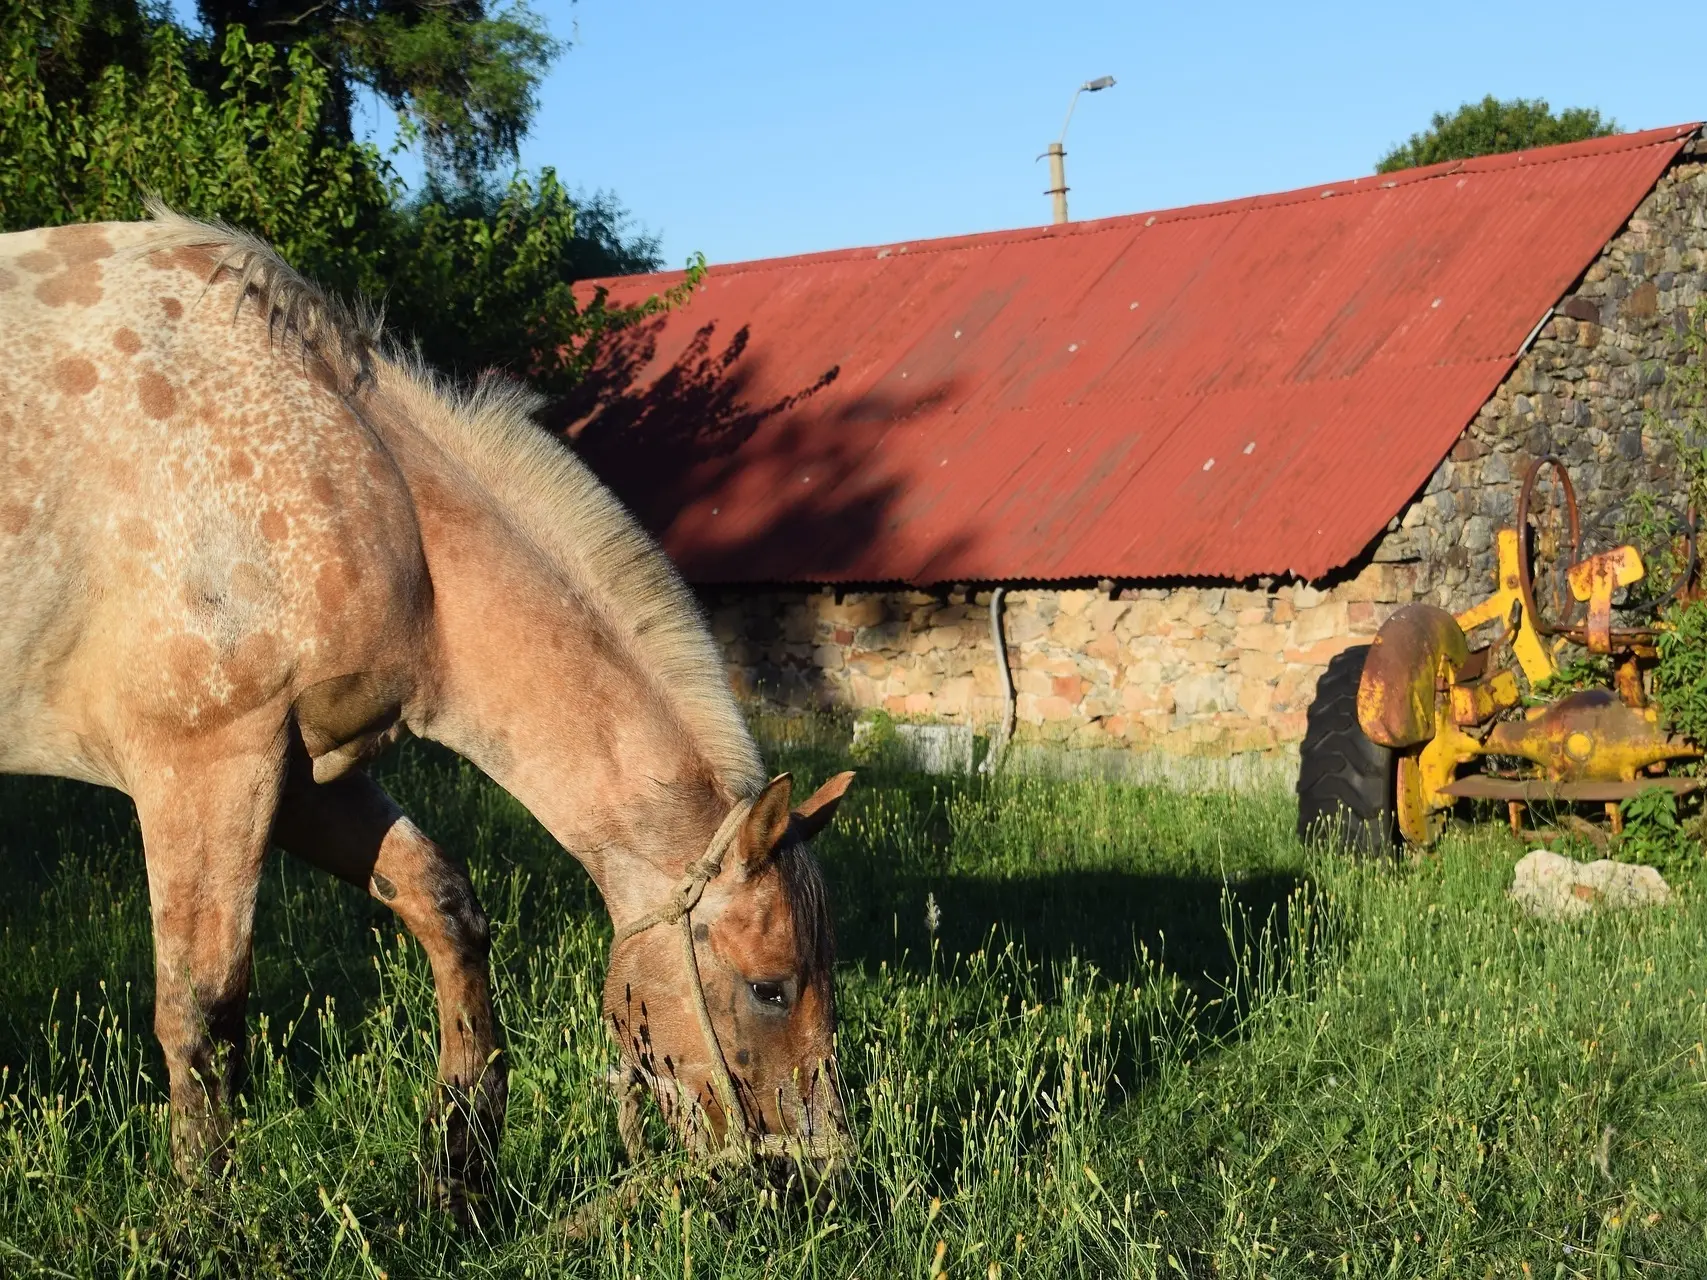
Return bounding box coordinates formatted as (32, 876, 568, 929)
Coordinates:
(138, 203, 766, 803)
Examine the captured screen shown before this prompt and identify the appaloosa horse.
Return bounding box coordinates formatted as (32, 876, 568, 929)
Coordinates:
(0, 208, 852, 1210)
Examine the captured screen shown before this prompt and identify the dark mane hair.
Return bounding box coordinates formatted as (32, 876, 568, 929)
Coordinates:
(776, 839, 835, 994)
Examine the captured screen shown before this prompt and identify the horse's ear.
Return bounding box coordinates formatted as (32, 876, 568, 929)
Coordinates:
(791, 771, 855, 844)
(734, 773, 794, 877)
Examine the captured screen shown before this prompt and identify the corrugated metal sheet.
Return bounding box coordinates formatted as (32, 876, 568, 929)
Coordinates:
(567, 124, 1699, 585)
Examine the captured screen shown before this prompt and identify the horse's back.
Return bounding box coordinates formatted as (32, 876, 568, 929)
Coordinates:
(0, 220, 429, 788)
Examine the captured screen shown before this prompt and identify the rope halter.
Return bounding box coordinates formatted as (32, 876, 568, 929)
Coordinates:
(610, 799, 755, 1161)
(609, 797, 852, 1168)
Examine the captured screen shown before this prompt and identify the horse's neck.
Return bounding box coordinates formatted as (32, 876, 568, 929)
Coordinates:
(397, 442, 725, 915)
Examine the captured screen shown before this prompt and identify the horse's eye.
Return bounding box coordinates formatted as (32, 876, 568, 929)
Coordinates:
(749, 981, 788, 1009)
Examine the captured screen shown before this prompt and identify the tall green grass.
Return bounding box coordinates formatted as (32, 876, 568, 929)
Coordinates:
(3, 729, 1707, 1276)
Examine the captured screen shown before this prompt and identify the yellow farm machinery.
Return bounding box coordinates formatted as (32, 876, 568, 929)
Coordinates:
(1297, 458, 1701, 852)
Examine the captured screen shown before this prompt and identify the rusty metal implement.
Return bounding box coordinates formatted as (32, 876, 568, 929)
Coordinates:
(1355, 456, 1700, 845)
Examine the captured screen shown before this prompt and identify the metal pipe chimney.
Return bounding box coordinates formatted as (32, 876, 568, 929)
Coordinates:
(1046, 142, 1069, 224)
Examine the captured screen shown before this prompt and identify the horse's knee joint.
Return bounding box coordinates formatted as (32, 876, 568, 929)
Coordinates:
(433, 871, 489, 954)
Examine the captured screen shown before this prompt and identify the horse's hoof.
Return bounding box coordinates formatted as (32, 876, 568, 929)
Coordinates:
(170, 1110, 233, 1182)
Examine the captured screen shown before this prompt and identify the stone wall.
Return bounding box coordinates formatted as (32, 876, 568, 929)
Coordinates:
(705, 156, 1707, 778)
(1373, 157, 1707, 610)
(706, 560, 1426, 781)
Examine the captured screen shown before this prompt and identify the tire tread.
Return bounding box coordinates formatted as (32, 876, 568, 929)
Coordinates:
(1295, 644, 1396, 854)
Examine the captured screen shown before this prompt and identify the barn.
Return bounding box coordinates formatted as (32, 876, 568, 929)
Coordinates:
(566, 123, 1707, 787)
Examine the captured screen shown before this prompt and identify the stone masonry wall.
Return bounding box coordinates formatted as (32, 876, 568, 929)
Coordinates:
(706, 154, 1707, 776)
(706, 560, 1426, 772)
(1373, 157, 1707, 609)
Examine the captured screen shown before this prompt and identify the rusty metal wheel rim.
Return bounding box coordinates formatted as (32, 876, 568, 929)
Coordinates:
(1515, 455, 1582, 637)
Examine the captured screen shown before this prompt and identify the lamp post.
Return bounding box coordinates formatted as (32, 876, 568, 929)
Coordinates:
(1042, 75, 1115, 225)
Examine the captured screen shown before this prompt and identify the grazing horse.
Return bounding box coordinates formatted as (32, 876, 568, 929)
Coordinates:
(0, 209, 853, 1210)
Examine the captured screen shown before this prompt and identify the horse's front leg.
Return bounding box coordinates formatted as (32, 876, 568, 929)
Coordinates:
(132, 727, 289, 1179)
(271, 764, 505, 1219)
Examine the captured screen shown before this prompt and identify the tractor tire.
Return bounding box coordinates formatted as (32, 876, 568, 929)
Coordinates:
(1296, 644, 1398, 855)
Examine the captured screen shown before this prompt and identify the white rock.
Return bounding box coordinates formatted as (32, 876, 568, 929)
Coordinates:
(1509, 850, 1672, 920)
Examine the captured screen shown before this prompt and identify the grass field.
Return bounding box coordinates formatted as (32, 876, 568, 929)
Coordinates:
(4, 723, 1707, 1277)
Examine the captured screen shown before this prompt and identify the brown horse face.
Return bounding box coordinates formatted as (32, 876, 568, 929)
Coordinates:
(604, 772, 854, 1171)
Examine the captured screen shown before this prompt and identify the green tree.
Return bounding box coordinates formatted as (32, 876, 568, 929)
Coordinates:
(0, 0, 396, 294)
(194, 0, 559, 184)
(386, 170, 670, 394)
(0, 0, 678, 395)
(1376, 95, 1618, 174)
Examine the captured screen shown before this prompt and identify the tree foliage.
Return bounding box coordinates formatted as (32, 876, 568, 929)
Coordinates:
(386, 171, 673, 394)
(1376, 96, 1618, 174)
(0, 0, 394, 294)
(0, 0, 671, 394)
(193, 0, 559, 185)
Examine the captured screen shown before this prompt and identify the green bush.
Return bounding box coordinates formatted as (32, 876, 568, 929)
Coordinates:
(1654, 597, 1707, 744)
(1617, 783, 1698, 870)
(849, 709, 901, 767)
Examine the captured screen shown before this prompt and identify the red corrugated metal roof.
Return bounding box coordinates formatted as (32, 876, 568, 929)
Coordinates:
(567, 124, 1699, 585)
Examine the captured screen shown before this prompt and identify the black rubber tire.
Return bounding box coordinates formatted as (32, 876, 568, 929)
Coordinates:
(1296, 644, 1398, 855)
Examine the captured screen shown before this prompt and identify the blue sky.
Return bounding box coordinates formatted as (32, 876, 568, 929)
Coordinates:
(180, 1, 1706, 271)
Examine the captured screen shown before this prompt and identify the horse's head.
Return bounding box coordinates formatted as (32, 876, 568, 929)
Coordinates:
(604, 770, 854, 1175)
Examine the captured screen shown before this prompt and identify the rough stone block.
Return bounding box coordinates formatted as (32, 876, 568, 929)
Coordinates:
(1125, 658, 1164, 687)
(1052, 674, 1086, 702)
(855, 621, 907, 650)
(1172, 673, 1229, 717)
(1234, 622, 1280, 651)
(1175, 638, 1216, 665)
(823, 595, 886, 628)
(1057, 590, 1095, 617)
(1509, 850, 1671, 919)
(1086, 599, 1131, 632)
(1086, 632, 1122, 664)
(1621, 280, 1659, 319)
(1292, 602, 1349, 646)
(1050, 614, 1094, 649)
(936, 676, 974, 716)
(1121, 681, 1172, 714)
(1014, 668, 1052, 698)
(1035, 694, 1076, 722)
(1237, 650, 1284, 682)
(926, 625, 964, 652)
(1124, 600, 1166, 635)
(1005, 611, 1048, 644)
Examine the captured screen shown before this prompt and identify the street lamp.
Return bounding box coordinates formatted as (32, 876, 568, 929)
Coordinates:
(1041, 75, 1116, 225)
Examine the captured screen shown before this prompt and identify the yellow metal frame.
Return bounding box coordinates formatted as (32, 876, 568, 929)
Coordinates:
(1452, 528, 1556, 684)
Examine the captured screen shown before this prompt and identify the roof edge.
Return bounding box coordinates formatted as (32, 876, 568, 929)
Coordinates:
(582, 123, 1702, 295)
